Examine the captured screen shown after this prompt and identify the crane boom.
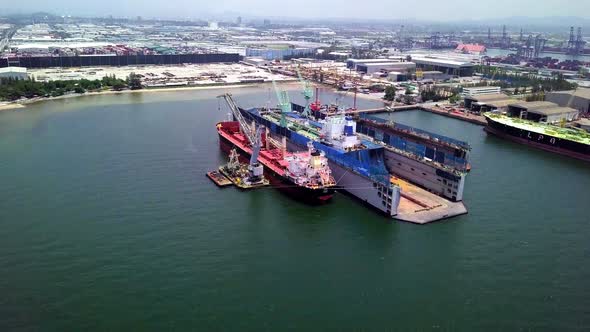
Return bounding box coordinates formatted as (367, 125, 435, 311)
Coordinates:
(296, 67, 314, 117)
(218, 93, 265, 183)
(267, 68, 289, 127)
(218, 93, 256, 146)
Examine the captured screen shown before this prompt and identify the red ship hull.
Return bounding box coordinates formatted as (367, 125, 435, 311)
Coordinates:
(217, 121, 334, 203)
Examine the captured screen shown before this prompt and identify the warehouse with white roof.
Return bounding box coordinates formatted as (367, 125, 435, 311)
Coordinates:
(412, 56, 474, 77)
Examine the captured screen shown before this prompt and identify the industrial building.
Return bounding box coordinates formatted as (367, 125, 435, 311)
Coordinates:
(355, 62, 416, 74)
(242, 57, 271, 67)
(507, 101, 579, 123)
(546, 88, 590, 114)
(0, 67, 28, 80)
(346, 58, 401, 70)
(463, 93, 516, 113)
(461, 86, 502, 97)
(412, 56, 474, 77)
(240, 39, 327, 60)
(388, 71, 410, 82)
(455, 43, 486, 55)
(418, 71, 445, 81)
(245, 47, 316, 60)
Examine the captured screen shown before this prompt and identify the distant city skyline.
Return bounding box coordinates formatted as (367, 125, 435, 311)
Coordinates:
(2, 0, 590, 22)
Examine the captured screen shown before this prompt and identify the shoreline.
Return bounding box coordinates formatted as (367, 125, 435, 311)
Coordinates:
(0, 80, 389, 112)
(0, 81, 303, 111)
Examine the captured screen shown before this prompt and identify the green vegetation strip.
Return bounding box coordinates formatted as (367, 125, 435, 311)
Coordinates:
(0, 73, 142, 101)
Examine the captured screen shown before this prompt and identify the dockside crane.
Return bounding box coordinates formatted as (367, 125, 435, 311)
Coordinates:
(218, 93, 264, 182)
(247, 126, 264, 183)
(296, 67, 314, 117)
(267, 68, 290, 127)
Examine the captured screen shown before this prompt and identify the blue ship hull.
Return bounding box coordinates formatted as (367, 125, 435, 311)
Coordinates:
(240, 108, 401, 217)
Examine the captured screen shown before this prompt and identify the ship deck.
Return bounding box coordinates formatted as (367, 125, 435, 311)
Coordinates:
(217, 122, 287, 176)
(485, 113, 590, 145)
(392, 177, 467, 224)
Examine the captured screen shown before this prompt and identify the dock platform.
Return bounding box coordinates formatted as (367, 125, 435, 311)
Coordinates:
(352, 105, 487, 126)
(420, 106, 487, 125)
(392, 176, 467, 224)
(206, 170, 233, 187)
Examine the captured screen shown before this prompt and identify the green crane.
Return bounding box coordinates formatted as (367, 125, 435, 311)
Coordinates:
(296, 67, 314, 118)
(268, 68, 290, 127)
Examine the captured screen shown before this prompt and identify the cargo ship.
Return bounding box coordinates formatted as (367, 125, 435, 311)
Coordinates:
(484, 112, 590, 162)
(216, 94, 336, 202)
(217, 121, 336, 202)
(240, 108, 401, 217)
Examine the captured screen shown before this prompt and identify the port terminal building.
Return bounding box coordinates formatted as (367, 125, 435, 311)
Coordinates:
(546, 88, 590, 114)
(507, 101, 579, 123)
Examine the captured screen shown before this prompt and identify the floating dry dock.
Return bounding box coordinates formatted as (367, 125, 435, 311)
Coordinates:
(350, 105, 487, 126)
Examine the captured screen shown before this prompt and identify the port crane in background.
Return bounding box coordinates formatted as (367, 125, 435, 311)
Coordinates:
(218, 93, 264, 182)
(267, 68, 290, 127)
(296, 67, 313, 117)
(333, 81, 358, 112)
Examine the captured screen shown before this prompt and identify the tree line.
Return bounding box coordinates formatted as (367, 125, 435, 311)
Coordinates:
(474, 65, 577, 92)
(0, 73, 142, 101)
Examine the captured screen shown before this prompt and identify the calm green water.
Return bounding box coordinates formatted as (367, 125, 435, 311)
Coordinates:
(1, 86, 589, 331)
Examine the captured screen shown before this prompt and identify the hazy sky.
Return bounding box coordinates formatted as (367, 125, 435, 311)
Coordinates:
(4, 0, 590, 21)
